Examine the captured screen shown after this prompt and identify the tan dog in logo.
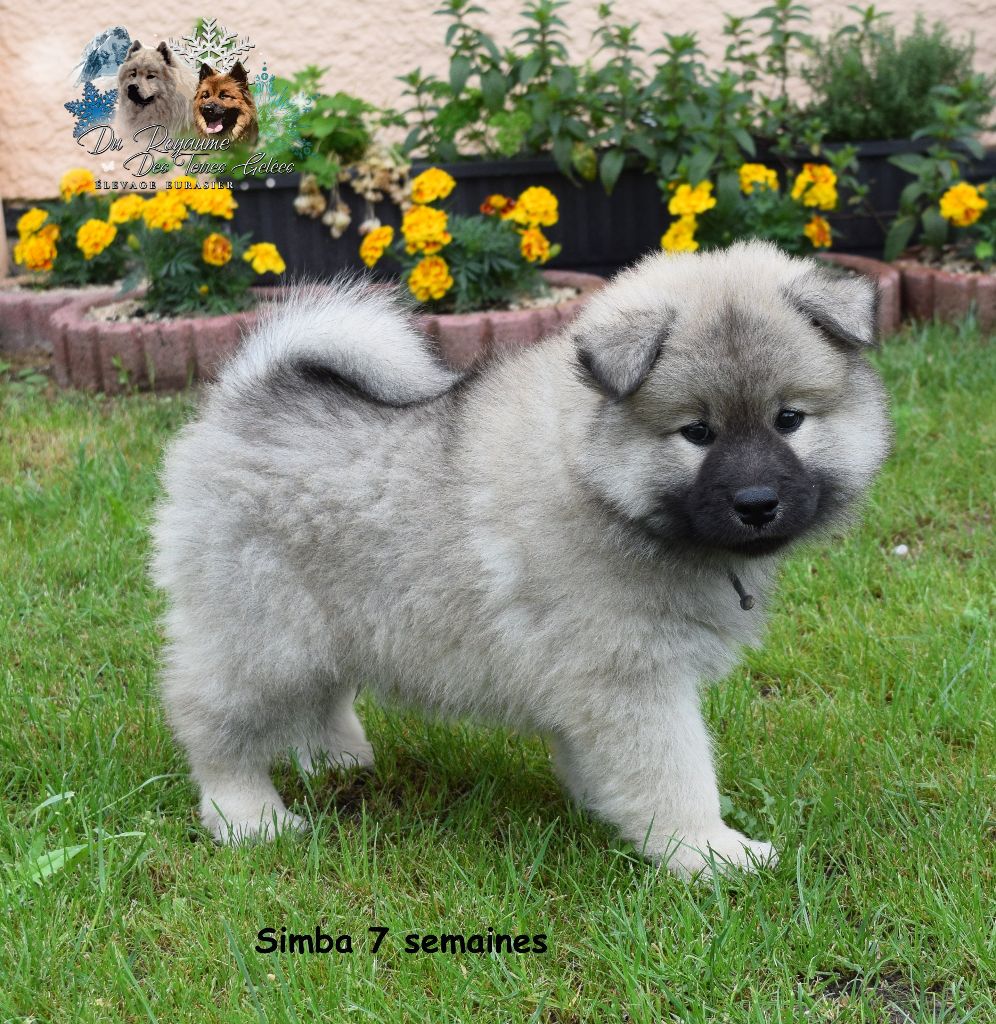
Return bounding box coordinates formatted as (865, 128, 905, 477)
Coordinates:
(194, 62, 258, 145)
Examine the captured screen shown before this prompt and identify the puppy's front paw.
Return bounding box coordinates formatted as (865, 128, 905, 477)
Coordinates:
(663, 828, 778, 881)
(202, 803, 310, 846)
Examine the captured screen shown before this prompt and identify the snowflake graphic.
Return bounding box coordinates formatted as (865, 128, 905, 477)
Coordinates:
(252, 64, 314, 158)
(169, 18, 254, 73)
(64, 81, 118, 138)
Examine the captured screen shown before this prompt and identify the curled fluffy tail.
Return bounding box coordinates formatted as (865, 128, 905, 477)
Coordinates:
(219, 279, 460, 405)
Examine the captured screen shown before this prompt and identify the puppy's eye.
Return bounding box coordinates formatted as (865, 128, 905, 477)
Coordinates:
(680, 421, 715, 445)
(147, 74, 156, 79)
(775, 409, 805, 432)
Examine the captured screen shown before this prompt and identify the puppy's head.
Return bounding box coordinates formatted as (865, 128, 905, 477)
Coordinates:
(195, 62, 256, 139)
(118, 41, 175, 108)
(572, 241, 891, 558)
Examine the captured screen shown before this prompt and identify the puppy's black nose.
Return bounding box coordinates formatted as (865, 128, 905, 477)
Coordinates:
(733, 486, 779, 527)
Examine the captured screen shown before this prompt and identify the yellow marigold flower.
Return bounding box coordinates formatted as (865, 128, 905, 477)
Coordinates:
(660, 215, 699, 253)
(507, 186, 559, 227)
(38, 223, 60, 242)
(76, 219, 117, 260)
(402, 205, 451, 255)
(803, 214, 832, 249)
(520, 226, 552, 264)
(185, 186, 237, 219)
(108, 195, 146, 224)
(198, 284, 210, 296)
(410, 168, 457, 205)
(739, 163, 779, 194)
(938, 182, 988, 227)
(13, 232, 58, 272)
(480, 193, 513, 215)
(243, 242, 286, 275)
(59, 168, 97, 201)
(408, 255, 453, 302)
(202, 232, 233, 267)
(170, 175, 198, 190)
(791, 164, 838, 210)
(668, 182, 716, 217)
(142, 193, 188, 232)
(359, 225, 395, 267)
(17, 208, 49, 238)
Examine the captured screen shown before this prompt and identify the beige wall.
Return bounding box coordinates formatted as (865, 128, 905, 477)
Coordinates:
(1, 0, 993, 200)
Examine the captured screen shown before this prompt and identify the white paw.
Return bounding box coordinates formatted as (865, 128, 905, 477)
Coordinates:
(293, 740, 375, 775)
(663, 828, 778, 881)
(202, 803, 310, 845)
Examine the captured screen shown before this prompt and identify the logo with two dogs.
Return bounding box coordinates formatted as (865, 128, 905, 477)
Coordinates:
(65, 20, 311, 177)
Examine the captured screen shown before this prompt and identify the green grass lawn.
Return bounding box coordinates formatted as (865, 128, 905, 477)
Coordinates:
(0, 318, 993, 1023)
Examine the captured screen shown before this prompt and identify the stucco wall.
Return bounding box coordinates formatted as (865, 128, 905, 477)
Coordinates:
(0, 0, 993, 200)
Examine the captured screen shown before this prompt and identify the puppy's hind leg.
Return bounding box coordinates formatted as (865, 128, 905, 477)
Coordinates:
(290, 686, 375, 775)
(163, 651, 308, 845)
(194, 759, 308, 845)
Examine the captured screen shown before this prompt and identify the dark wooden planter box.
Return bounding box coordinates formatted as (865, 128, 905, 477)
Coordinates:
(223, 144, 996, 272)
(229, 158, 666, 280)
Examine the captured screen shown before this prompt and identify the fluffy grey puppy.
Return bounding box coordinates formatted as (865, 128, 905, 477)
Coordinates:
(152, 241, 890, 878)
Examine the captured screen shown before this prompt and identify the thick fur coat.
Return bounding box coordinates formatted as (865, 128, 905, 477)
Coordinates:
(152, 242, 891, 878)
(116, 40, 193, 139)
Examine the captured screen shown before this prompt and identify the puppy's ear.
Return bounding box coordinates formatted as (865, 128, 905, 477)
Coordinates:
(575, 313, 672, 400)
(786, 266, 879, 348)
(156, 41, 174, 66)
(229, 61, 248, 84)
(199, 63, 216, 82)
(127, 39, 143, 55)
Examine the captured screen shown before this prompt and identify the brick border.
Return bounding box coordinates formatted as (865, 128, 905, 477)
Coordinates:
(419, 269, 605, 370)
(894, 261, 996, 332)
(0, 280, 117, 354)
(51, 291, 259, 393)
(49, 271, 606, 392)
(819, 253, 902, 337)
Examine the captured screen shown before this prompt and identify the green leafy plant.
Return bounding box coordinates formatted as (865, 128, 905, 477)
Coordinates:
(882, 92, 993, 261)
(358, 167, 561, 312)
(398, 0, 814, 196)
(801, 9, 995, 143)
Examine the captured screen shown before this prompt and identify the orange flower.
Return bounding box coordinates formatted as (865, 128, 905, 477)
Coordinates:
(803, 214, 832, 248)
(202, 232, 233, 266)
(520, 227, 552, 264)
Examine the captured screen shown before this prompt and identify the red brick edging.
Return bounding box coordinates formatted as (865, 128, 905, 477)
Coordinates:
(819, 253, 902, 337)
(419, 269, 606, 370)
(49, 271, 606, 392)
(50, 292, 259, 393)
(894, 260, 996, 332)
(0, 281, 117, 354)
